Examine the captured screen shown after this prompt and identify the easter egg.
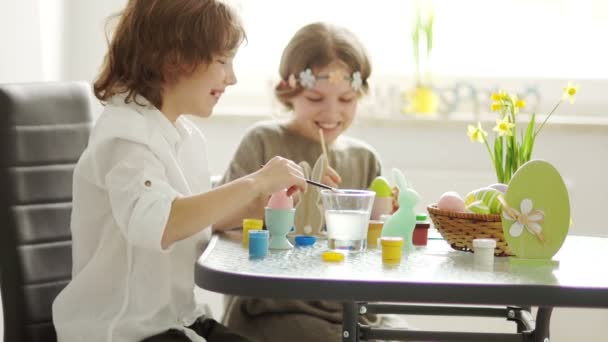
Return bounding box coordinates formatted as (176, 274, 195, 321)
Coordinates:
(437, 191, 466, 212)
(488, 183, 508, 193)
(502, 160, 570, 260)
(466, 200, 490, 214)
(464, 187, 503, 214)
(369, 176, 392, 197)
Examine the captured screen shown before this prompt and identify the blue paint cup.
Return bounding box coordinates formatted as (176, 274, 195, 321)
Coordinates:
(249, 230, 269, 259)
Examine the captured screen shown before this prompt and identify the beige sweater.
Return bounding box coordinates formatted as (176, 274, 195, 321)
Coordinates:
(220, 120, 382, 190)
(219, 120, 392, 342)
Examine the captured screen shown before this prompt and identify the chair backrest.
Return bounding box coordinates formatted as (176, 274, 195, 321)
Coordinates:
(0, 82, 93, 342)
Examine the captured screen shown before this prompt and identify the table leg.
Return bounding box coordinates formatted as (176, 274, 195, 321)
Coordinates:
(534, 307, 552, 342)
(342, 302, 359, 342)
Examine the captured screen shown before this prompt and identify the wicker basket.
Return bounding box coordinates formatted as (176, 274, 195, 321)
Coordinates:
(427, 204, 513, 256)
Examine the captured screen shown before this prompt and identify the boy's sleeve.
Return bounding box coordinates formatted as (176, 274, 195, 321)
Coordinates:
(94, 138, 181, 252)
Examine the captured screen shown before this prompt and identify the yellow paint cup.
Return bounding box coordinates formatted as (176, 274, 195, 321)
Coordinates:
(242, 218, 263, 247)
(380, 237, 404, 264)
(367, 220, 384, 248)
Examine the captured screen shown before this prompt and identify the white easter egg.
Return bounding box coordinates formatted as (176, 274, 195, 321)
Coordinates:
(488, 183, 508, 193)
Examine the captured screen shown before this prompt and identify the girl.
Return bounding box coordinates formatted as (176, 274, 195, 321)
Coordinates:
(51, 1, 306, 341)
(218, 22, 393, 342)
(215, 21, 381, 230)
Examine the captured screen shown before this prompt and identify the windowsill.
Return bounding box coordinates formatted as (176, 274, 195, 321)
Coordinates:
(211, 105, 608, 133)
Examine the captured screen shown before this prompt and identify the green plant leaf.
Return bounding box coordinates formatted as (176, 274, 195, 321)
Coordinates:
(425, 14, 434, 57)
(494, 136, 504, 183)
(522, 112, 536, 162)
(509, 133, 518, 175)
(505, 137, 514, 184)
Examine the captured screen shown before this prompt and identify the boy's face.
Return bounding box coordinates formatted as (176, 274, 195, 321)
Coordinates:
(288, 62, 358, 144)
(167, 52, 238, 118)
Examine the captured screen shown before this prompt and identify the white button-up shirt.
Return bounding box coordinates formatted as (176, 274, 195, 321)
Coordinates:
(53, 96, 212, 342)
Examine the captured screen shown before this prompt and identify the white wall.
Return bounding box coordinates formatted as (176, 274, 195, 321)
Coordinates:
(0, 0, 43, 83)
(1, 1, 607, 341)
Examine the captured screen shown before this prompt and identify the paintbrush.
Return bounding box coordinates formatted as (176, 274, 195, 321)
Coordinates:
(305, 178, 338, 192)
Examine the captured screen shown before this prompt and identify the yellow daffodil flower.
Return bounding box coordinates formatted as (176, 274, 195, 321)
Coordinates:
(515, 99, 526, 108)
(467, 123, 487, 143)
(491, 91, 510, 102)
(493, 117, 515, 137)
(491, 102, 503, 112)
(562, 82, 579, 104)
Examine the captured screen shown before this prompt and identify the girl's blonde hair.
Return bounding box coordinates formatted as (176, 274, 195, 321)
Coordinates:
(94, 0, 246, 108)
(275, 22, 372, 110)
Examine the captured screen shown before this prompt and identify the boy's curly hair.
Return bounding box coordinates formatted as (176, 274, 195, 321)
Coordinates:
(94, 0, 246, 108)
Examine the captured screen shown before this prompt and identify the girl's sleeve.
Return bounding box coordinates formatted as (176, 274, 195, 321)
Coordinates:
(219, 128, 266, 185)
(366, 148, 383, 188)
(93, 138, 180, 252)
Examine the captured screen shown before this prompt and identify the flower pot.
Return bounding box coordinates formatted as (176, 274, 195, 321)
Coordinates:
(402, 86, 438, 115)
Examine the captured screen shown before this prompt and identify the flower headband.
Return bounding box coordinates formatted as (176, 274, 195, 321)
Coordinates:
(284, 68, 363, 91)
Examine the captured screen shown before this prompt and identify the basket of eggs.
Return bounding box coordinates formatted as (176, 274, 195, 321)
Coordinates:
(427, 183, 513, 256)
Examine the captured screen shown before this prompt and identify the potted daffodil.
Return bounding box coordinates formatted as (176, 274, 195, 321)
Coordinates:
(467, 82, 579, 184)
(403, 9, 438, 115)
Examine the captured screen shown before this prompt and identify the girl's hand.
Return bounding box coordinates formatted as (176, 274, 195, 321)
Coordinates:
(391, 186, 400, 213)
(252, 156, 307, 196)
(321, 165, 342, 189)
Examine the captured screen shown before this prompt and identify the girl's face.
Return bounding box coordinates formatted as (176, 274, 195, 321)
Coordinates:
(287, 62, 359, 144)
(162, 52, 237, 120)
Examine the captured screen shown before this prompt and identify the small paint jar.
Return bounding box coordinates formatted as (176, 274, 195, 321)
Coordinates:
(295, 235, 316, 247)
(367, 220, 384, 248)
(242, 218, 264, 247)
(413, 213, 431, 246)
(249, 230, 269, 259)
(472, 238, 496, 268)
(380, 237, 404, 264)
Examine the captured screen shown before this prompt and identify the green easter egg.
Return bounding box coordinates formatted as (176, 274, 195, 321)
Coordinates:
(465, 188, 503, 214)
(502, 160, 570, 260)
(467, 200, 490, 214)
(478, 188, 502, 214)
(464, 192, 476, 206)
(369, 176, 392, 197)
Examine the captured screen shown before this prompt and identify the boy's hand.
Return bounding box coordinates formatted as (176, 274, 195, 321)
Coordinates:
(253, 156, 307, 197)
(321, 165, 342, 189)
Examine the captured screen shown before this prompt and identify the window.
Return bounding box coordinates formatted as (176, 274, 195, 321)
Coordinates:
(218, 0, 608, 117)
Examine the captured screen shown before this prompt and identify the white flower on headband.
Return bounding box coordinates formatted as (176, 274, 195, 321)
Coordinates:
(351, 71, 362, 91)
(289, 68, 364, 91)
(299, 69, 316, 89)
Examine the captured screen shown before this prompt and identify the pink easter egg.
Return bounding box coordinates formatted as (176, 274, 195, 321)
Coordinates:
(267, 190, 294, 210)
(437, 191, 466, 212)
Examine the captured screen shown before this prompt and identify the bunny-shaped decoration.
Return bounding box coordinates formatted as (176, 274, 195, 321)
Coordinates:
(381, 168, 420, 251)
(294, 155, 326, 237)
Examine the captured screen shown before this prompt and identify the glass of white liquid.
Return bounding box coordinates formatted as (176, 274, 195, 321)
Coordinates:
(320, 189, 375, 253)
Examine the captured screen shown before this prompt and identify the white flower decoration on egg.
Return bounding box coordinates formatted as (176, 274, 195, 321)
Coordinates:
(502, 198, 545, 242)
(299, 69, 316, 89)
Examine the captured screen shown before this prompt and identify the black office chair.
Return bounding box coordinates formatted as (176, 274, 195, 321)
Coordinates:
(0, 82, 93, 342)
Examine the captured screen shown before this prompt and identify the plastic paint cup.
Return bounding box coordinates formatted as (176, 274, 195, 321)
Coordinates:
(242, 218, 263, 247)
(472, 238, 496, 269)
(367, 220, 384, 248)
(380, 237, 404, 264)
(249, 230, 269, 259)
